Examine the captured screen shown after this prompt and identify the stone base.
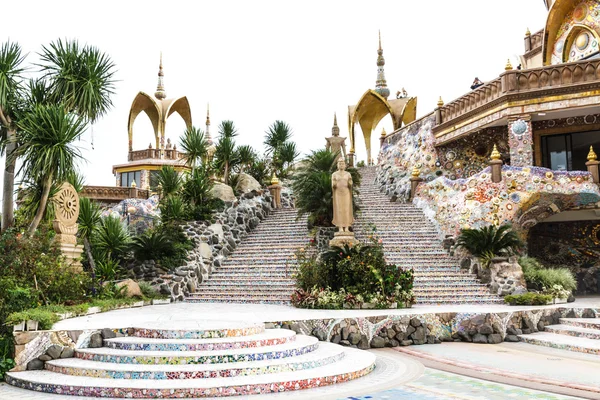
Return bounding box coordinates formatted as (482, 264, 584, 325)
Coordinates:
(59, 243, 84, 272)
(329, 233, 359, 248)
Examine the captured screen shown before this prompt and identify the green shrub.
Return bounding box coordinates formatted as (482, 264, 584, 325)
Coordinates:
(519, 256, 577, 292)
(95, 259, 125, 282)
(94, 215, 131, 260)
(504, 292, 552, 306)
(138, 281, 162, 300)
(457, 224, 524, 267)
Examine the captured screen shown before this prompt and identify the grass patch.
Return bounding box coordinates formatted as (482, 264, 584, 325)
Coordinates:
(504, 292, 552, 306)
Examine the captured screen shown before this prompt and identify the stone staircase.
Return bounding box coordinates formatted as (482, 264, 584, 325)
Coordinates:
(519, 318, 600, 355)
(186, 208, 307, 305)
(6, 321, 375, 398)
(355, 167, 502, 305)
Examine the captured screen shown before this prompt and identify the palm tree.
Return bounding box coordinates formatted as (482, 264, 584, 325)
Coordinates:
(13, 104, 86, 235)
(179, 126, 208, 170)
(457, 224, 524, 267)
(291, 149, 361, 227)
(218, 120, 238, 139)
(215, 121, 240, 184)
(279, 141, 299, 173)
(237, 145, 256, 173)
(94, 215, 131, 261)
(0, 41, 26, 232)
(264, 120, 292, 157)
(78, 196, 101, 272)
(153, 165, 182, 198)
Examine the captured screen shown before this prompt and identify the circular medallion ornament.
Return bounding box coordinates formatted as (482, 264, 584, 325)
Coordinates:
(511, 119, 528, 135)
(576, 31, 590, 50)
(573, 4, 587, 22)
(54, 182, 79, 226)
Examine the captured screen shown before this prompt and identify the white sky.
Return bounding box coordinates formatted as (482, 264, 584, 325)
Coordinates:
(3, 0, 548, 187)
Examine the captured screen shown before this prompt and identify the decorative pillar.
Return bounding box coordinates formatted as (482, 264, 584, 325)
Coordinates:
(129, 180, 139, 198)
(268, 172, 282, 209)
(586, 146, 600, 183)
(347, 148, 355, 168)
(379, 128, 387, 148)
(409, 167, 423, 200)
(508, 116, 533, 167)
(489, 144, 503, 183)
(435, 97, 444, 125)
(52, 183, 84, 271)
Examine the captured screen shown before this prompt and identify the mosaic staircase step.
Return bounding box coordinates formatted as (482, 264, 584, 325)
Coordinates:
(44, 342, 346, 380)
(210, 273, 292, 279)
(544, 324, 600, 340)
(412, 283, 488, 290)
(104, 329, 297, 352)
(517, 331, 600, 355)
(6, 346, 374, 398)
(201, 280, 295, 286)
(417, 297, 504, 304)
(559, 318, 600, 330)
(130, 322, 264, 339)
(186, 297, 291, 305)
(191, 289, 295, 296)
(75, 335, 319, 365)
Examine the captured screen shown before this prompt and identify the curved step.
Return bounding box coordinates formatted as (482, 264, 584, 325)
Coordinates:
(6, 347, 374, 398)
(105, 329, 296, 351)
(45, 342, 345, 380)
(76, 335, 318, 365)
(131, 322, 264, 340)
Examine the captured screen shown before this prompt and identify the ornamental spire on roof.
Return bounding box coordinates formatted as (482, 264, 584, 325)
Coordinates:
(375, 31, 390, 99)
(332, 113, 340, 136)
(154, 52, 166, 100)
(205, 103, 212, 145)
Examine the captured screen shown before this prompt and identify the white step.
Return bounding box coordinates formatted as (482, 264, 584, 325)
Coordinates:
(518, 332, 600, 355)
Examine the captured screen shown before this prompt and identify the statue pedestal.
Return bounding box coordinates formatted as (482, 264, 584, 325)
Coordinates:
(329, 230, 359, 248)
(58, 242, 84, 272)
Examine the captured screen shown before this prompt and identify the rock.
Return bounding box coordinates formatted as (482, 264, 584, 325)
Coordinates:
(537, 320, 545, 331)
(60, 347, 74, 358)
(504, 335, 520, 342)
(412, 339, 426, 345)
(522, 329, 531, 335)
(210, 182, 236, 202)
(406, 325, 416, 336)
(492, 322, 503, 335)
(290, 324, 301, 334)
(582, 309, 597, 318)
(568, 293, 576, 303)
(457, 330, 472, 342)
(370, 336, 386, 348)
(358, 336, 370, 350)
(340, 340, 351, 346)
(487, 333, 503, 344)
(489, 282, 499, 294)
(312, 328, 327, 342)
(472, 333, 488, 344)
(506, 326, 519, 336)
(331, 334, 341, 344)
(348, 332, 362, 345)
(389, 339, 400, 347)
(26, 359, 44, 370)
(426, 335, 436, 344)
(513, 286, 528, 295)
(235, 173, 262, 193)
(115, 279, 143, 298)
(386, 328, 396, 339)
(341, 327, 350, 341)
(89, 333, 103, 348)
(478, 323, 494, 335)
(400, 340, 413, 346)
(411, 326, 426, 341)
(46, 344, 63, 359)
(101, 328, 116, 340)
(38, 354, 52, 361)
(410, 318, 422, 327)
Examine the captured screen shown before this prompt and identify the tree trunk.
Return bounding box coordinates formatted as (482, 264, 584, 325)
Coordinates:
(224, 162, 229, 185)
(2, 128, 16, 232)
(27, 173, 53, 236)
(83, 236, 96, 273)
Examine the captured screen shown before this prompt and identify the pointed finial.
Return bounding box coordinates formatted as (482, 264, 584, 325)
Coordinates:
(331, 113, 340, 136)
(375, 31, 390, 98)
(378, 30, 382, 51)
(437, 96, 444, 107)
(131, 180, 137, 188)
(505, 58, 513, 71)
(271, 171, 279, 185)
(490, 144, 502, 160)
(588, 145, 597, 161)
(411, 166, 420, 178)
(381, 127, 387, 138)
(205, 103, 212, 145)
(525, 27, 531, 36)
(155, 52, 167, 100)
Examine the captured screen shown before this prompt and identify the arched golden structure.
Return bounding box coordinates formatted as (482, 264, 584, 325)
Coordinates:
(127, 93, 192, 151)
(348, 89, 417, 165)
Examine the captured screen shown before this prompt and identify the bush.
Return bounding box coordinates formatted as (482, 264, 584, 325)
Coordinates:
(504, 292, 552, 306)
(94, 215, 131, 261)
(293, 239, 413, 309)
(519, 256, 577, 292)
(457, 224, 524, 267)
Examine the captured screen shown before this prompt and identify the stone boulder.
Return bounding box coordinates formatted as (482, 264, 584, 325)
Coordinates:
(488, 257, 527, 296)
(235, 173, 262, 193)
(115, 279, 143, 298)
(210, 182, 236, 202)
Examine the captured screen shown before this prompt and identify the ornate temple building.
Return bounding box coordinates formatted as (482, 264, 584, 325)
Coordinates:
(82, 57, 211, 205)
(374, 0, 600, 292)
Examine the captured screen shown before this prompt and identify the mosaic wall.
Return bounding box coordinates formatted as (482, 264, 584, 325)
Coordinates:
(508, 118, 533, 167)
(378, 114, 508, 201)
(102, 195, 160, 233)
(551, 0, 600, 64)
(413, 165, 600, 237)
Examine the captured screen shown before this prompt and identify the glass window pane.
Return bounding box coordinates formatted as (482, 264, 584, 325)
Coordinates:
(121, 173, 127, 187)
(571, 130, 600, 171)
(134, 171, 141, 187)
(547, 135, 568, 171)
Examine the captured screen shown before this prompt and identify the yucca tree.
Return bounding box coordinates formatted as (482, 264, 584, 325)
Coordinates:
(218, 120, 238, 139)
(279, 141, 299, 173)
(0, 41, 26, 232)
(291, 149, 361, 227)
(214, 121, 239, 184)
(264, 120, 292, 157)
(14, 104, 86, 235)
(78, 196, 101, 271)
(457, 224, 524, 267)
(94, 215, 131, 261)
(153, 165, 182, 198)
(237, 145, 256, 174)
(179, 126, 208, 170)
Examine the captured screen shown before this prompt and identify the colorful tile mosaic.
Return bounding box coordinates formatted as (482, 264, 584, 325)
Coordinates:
(132, 324, 264, 340)
(551, 0, 600, 64)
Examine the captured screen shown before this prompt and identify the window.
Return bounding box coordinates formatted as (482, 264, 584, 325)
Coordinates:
(541, 130, 600, 171)
(120, 171, 141, 187)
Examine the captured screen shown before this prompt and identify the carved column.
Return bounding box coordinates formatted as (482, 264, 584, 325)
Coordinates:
(268, 172, 282, 209)
(508, 116, 533, 167)
(409, 167, 423, 200)
(52, 182, 84, 272)
(489, 144, 503, 183)
(586, 146, 600, 184)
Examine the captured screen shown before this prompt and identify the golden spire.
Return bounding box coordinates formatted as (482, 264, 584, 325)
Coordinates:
(375, 30, 390, 98)
(131, 180, 137, 188)
(490, 144, 501, 160)
(332, 113, 340, 136)
(525, 27, 531, 36)
(505, 58, 513, 71)
(381, 127, 387, 138)
(437, 96, 444, 107)
(271, 171, 279, 185)
(411, 166, 420, 178)
(155, 52, 166, 100)
(205, 103, 212, 144)
(588, 145, 598, 161)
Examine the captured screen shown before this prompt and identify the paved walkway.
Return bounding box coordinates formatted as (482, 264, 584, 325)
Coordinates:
(0, 349, 583, 399)
(52, 297, 600, 331)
